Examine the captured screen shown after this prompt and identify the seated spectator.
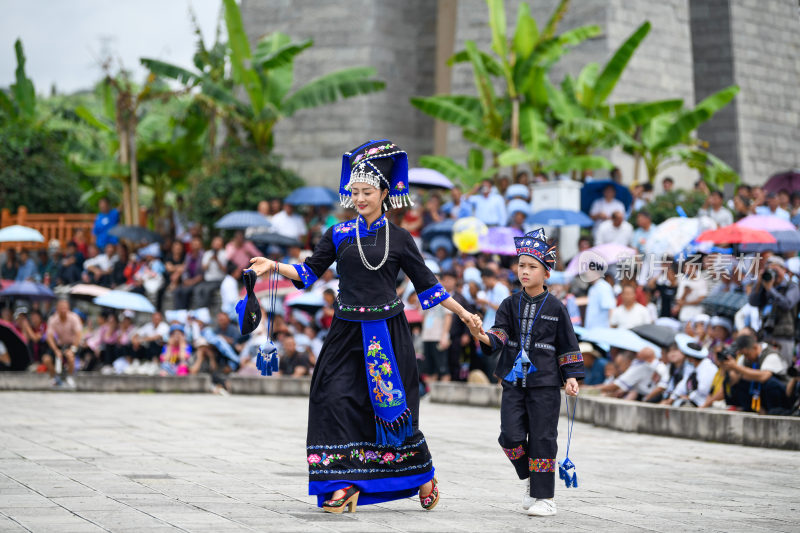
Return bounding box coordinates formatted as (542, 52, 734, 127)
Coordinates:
(597, 347, 660, 400)
(755, 192, 790, 220)
(596, 211, 633, 246)
(72, 228, 89, 258)
(44, 299, 83, 387)
(589, 185, 626, 224)
(131, 310, 169, 363)
(430, 238, 454, 272)
(225, 231, 262, 270)
(162, 241, 186, 309)
(630, 210, 654, 254)
(469, 179, 506, 227)
(38, 249, 58, 286)
(1, 249, 18, 280)
(99, 313, 122, 367)
(160, 325, 191, 376)
(645, 342, 692, 403)
(278, 335, 312, 377)
(664, 333, 718, 407)
(113, 311, 137, 372)
(610, 284, 653, 329)
(270, 201, 306, 240)
(110, 244, 139, 289)
(698, 190, 733, 227)
(83, 243, 115, 286)
(706, 316, 733, 357)
(55, 241, 84, 285)
(173, 236, 205, 310)
(219, 262, 242, 319)
(422, 193, 443, 227)
(15, 249, 38, 282)
(196, 236, 227, 308)
(579, 342, 607, 386)
(715, 334, 789, 413)
(18, 308, 47, 364)
(133, 244, 165, 299)
(320, 289, 336, 330)
(673, 261, 708, 324)
(78, 313, 106, 371)
(442, 185, 473, 219)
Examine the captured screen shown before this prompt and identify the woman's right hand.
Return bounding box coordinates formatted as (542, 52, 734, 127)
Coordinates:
(249, 256, 276, 277)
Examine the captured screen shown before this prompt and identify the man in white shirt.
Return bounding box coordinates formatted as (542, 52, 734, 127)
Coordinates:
(270, 202, 307, 240)
(610, 284, 653, 329)
(596, 211, 633, 246)
(599, 347, 661, 399)
(220, 262, 241, 319)
(698, 191, 733, 227)
(584, 272, 617, 329)
(195, 236, 228, 308)
(755, 192, 790, 220)
(132, 311, 169, 363)
(589, 185, 626, 223)
(469, 179, 507, 227)
(667, 334, 718, 407)
(674, 262, 708, 323)
(477, 269, 510, 330)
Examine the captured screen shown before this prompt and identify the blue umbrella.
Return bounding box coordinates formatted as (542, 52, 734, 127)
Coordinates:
(740, 230, 800, 253)
(0, 225, 44, 243)
(528, 209, 593, 227)
(0, 281, 56, 301)
(580, 327, 660, 353)
(93, 290, 156, 313)
(421, 219, 455, 240)
(215, 211, 272, 230)
(580, 180, 632, 214)
(284, 186, 339, 206)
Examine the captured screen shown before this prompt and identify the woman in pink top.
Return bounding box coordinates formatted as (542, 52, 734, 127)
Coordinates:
(100, 313, 122, 367)
(225, 231, 262, 270)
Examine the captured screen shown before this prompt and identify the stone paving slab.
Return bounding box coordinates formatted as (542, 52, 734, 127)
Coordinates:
(1, 391, 799, 532)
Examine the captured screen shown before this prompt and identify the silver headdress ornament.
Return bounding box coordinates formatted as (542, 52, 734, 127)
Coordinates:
(339, 139, 414, 211)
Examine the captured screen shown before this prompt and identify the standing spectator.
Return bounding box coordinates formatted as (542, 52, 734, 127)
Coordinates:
(630, 183, 646, 212)
(173, 237, 205, 310)
(442, 186, 473, 219)
(698, 190, 734, 227)
(196, 236, 227, 308)
(476, 269, 510, 333)
(469, 179, 507, 226)
(225, 231, 262, 270)
(440, 271, 475, 381)
(748, 255, 799, 364)
(270, 201, 306, 240)
(219, 262, 242, 319)
(44, 299, 83, 387)
(2, 249, 18, 280)
(630, 211, 654, 254)
(162, 241, 186, 310)
(610, 284, 653, 329)
(649, 261, 679, 318)
(420, 276, 452, 384)
(421, 194, 444, 228)
(755, 192, 790, 219)
(278, 335, 312, 377)
(673, 260, 708, 323)
(14, 249, 38, 282)
(584, 272, 617, 329)
(589, 185, 626, 224)
(661, 176, 674, 193)
(93, 197, 119, 250)
(595, 211, 633, 246)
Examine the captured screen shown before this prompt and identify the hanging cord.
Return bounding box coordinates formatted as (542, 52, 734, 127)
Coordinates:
(564, 393, 577, 459)
(258, 265, 280, 376)
(559, 392, 578, 488)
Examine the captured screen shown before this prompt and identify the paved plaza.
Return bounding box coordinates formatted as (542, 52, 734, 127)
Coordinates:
(1, 391, 799, 533)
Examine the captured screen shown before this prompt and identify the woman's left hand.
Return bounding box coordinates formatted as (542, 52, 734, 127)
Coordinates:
(565, 378, 579, 396)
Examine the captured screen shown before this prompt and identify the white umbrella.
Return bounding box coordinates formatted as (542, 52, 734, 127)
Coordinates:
(644, 216, 717, 257)
(0, 225, 44, 243)
(408, 168, 454, 189)
(93, 290, 156, 313)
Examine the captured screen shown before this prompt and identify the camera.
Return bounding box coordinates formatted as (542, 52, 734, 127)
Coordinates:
(718, 346, 737, 362)
(762, 269, 775, 282)
(788, 366, 799, 378)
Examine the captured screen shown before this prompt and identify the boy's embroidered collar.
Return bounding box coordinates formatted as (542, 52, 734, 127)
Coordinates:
(520, 288, 548, 304)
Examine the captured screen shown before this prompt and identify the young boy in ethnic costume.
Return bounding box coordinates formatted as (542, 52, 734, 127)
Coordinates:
(469, 228, 583, 516)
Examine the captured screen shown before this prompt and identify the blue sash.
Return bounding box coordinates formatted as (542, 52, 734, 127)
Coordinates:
(360, 319, 412, 447)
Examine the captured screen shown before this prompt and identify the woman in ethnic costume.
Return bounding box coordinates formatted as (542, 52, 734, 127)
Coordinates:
(249, 140, 479, 513)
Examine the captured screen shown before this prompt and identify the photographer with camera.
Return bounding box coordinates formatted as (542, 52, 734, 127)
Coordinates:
(748, 256, 799, 366)
(715, 334, 789, 413)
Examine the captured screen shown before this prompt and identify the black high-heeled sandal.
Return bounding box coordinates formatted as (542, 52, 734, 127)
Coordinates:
(322, 485, 360, 514)
(419, 477, 439, 510)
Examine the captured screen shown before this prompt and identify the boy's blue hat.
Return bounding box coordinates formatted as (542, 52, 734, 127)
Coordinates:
(514, 228, 556, 271)
(236, 269, 261, 335)
(339, 139, 411, 210)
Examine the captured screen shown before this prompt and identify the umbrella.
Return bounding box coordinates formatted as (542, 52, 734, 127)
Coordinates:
(108, 225, 162, 244)
(0, 225, 44, 243)
(421, 219, 455, 240)
(507, 199, 532, 220)
(479, 227, 523, 256)
(92, 290, 156, 313)
(565, 243, 637, 276)
(0, 281, 56, 301)
(284, 186, 339, 207)
(70, 284, 111, 299)
(0, 320, 31, 371)
(696, 225, 776, 244)
(285, 291, 325, 314)
(644, 216, 717, 257)
(763, 170, 800, 194)
(580, 180, 633, 214)
(408, 168, 454, 189)
(631, 324, 676, 348)
(580, 327, 660, 353)
(740, 230, 800, 253)
(528, 209, 593, 227)
(405, 307, 422, 324)
(702, 291, 749, 319)
(736, 215, 796, 232)
(504, 184, 530, 200)
(215, 211, 272, 230)
(248, 231, 302, 247)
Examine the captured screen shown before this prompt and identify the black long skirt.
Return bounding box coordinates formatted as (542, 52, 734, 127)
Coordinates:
(306, 311, 435, 506)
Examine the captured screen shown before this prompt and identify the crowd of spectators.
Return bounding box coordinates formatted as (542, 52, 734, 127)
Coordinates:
(2, 173, 799, 414)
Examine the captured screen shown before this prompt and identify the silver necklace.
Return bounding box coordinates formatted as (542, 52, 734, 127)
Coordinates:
(356, 215, 390, 271)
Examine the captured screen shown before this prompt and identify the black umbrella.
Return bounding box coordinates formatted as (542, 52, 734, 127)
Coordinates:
(109, 225, 163, 244)
(631, 324, 676, 349)
(421, 219, 455, 240)
(248, 231, 302, 247)
(0, 320, 31, 371)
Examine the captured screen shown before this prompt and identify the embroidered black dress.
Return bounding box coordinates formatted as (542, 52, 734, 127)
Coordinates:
(291, 214, 449, 506)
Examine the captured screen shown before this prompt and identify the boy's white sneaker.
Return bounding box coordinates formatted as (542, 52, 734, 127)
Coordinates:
(527, 498, 556, 516)
(522, 479, 535, 510)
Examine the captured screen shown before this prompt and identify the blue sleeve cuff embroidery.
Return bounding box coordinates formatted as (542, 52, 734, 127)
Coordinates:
(418, 283, 449, 310)
(292, 263, 318, 289)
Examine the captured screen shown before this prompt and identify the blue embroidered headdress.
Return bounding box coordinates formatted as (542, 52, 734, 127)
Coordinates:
(339, 139, 412, 210)
(514, 228, 557, 271)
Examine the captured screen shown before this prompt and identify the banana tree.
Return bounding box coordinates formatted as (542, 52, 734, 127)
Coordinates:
(410, 0, 601, 183)
(621, 85, 740, 187)
(0, 39, 36, 125)
(142, 0, 384, 153)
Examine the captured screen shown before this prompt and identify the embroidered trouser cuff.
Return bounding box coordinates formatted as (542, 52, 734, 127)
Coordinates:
(498, 437, 529, 480)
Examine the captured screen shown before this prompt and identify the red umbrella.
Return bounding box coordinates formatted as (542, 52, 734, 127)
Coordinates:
(763, 170, 800, 194)
(696, 225, 776, 244)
